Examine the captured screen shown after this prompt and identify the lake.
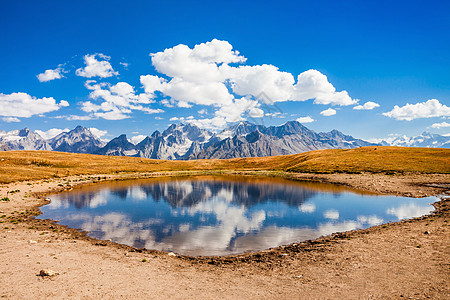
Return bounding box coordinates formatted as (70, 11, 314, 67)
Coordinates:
(39, 176, 436, 256)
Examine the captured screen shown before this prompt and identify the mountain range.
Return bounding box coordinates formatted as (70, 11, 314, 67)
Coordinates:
(92, 121, 377, 159)
(380, 132, 450, 148)
(1, 121, 448, 159)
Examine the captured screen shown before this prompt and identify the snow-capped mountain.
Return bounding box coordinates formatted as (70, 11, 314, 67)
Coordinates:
(216, 122, 265, 140)
(17, 122, 450, 159)
(49, 126, 105, 153)
(381, 132, 450, 148)
(0, 126, 104, 153)
(0, 122, 379, 158)
(96, 134, 137, 156)
(135, 123, 213, 160)
(0, 128, 52, 150)
(189, 121, 376, 159)
(0, 140, 11, 151)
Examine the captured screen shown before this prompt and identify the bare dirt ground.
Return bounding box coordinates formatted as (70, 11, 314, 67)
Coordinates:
(0, 172, 449, 299)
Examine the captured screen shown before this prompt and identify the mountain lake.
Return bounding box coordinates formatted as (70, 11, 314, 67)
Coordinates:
(38, 176, 437, 256)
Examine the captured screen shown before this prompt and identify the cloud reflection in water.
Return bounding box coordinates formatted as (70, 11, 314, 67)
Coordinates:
(41, 178, 436, 256)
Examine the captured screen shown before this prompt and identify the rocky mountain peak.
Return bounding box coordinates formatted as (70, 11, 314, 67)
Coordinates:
(151, 130, 161, 138)
(265, 121, 311, 138)
(327, 129, 348, 139)
(117, 134, 128, 140)
(217, 121, 264, 139)
(96, 133, 136, 156)
(48, 126, 104, 153)
(73, 125, 89, 133)
(18, 128, 33, 137)
(106, 134, 134, 148)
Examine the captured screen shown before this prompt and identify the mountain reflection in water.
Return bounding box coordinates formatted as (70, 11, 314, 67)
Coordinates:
(40, 176, 436, 256)
(60, 180, 318, 209)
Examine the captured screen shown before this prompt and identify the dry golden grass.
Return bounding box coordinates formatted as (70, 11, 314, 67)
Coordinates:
(0, 146, 448, 183)
(283, 146, 450, 174)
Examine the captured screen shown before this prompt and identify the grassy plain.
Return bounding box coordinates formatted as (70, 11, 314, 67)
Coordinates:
(0, 146, 449, 183)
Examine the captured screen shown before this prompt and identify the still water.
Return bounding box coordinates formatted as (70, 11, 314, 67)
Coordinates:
(39, 176, 436, 256)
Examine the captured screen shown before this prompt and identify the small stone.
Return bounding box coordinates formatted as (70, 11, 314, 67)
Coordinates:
(295, 275, 303, 278)
(168, 252, 177, 257)
(424, 231, 431, 234)
(38, 269, 59, 277)
(29, 240, 37, 244)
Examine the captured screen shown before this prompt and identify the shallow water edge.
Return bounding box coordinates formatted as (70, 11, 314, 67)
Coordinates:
(20, 170, 448, 258)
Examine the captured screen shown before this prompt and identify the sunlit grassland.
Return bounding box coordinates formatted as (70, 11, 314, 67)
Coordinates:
(0, 146, 448, 183)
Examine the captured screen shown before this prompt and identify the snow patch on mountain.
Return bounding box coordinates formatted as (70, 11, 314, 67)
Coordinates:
(0, 128, 52, 150)
(379, 132, 450, 148)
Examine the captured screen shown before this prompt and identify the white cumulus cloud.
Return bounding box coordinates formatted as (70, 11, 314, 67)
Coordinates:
(226, 64, 296, 103)
(57, 115, 94, 121)
(320, 108, 337, 116)
(353, 101, 380, 110)
(296, 116, 315, 123)
(37, 67, 65, 82)
(291, 69, 357, 106)
(0, 92, 68, 118)
(2, 117, 21, 123)
(76, 53, 119, 78)
(151, 39, 245, 84)
(81, 80, 163, 120)
(383, 99, 450, 121)
(35, 128, 70, 139)
(430, 121, 450, 129)
(141, 75, 233, 107)
(188, 97, 262, 131)
(131, 135, 146, 144)
(89, 127, 108, 139)
(140, 39, 359, 129)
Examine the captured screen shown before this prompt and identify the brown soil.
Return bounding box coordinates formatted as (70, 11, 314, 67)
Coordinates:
(0, 172, 449, 299)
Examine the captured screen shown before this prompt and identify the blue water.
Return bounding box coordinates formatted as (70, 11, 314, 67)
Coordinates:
(39, 176, 436, 256)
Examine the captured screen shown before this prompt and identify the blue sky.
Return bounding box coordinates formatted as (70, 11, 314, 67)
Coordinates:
(0, 0, 449, 142)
